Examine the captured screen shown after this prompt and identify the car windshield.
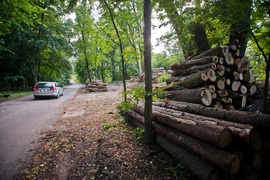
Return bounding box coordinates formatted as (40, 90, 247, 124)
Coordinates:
(36, 82, 53, 88)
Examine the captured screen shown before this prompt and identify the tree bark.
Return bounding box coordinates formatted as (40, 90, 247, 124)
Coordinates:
(186, 46, 229, 61)
(171, 56, 215, 70)
(151, 105, 262, 151)
(135, 104, 233, 149)
(155, 135, 222, 180)
(153, 121, 240, 175)
(165, 88, 202, 104)
(104, 0, 126, 101)
(167, 70, 207, 88)
(143, 0, 154, 144)
(152, 101, 270, 131)
(171, 63, 213, 76)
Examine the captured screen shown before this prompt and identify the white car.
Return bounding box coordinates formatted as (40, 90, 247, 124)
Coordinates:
(33, 82, 64, 99)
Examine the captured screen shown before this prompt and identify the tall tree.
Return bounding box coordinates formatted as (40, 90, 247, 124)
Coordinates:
(75, 4, 93, 83)
(144, 0, 154, 144)
(103, 0, 127, 101)
(155, 0, 210, 58)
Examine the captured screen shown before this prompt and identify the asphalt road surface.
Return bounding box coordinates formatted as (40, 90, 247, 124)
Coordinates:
(0, 80, 82, 180)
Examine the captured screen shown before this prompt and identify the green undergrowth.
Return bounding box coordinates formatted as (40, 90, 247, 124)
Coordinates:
(0, 91, 32, 101)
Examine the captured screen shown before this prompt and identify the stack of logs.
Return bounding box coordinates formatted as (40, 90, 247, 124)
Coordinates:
(140, 67, 170, 83)
(126, 101, 270, 180)
(165, 40, 256, 110)
(85, 79, 107, 92)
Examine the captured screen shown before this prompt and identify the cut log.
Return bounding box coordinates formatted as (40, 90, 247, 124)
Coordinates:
(225, 52, 234, 65)
(217, 79, 226, 90)
(171, 56, 215, 70)
(233, 71, 240, 80)
(166, 76, 181, 85)
(171, 63, 213, 76)
(228, 39, 241, 57)
(212, 93, 217, 99)
(164, 85, 186, 91)
(135, 104, 233, 149)
(126, 112, 223, 180)
(229, 91, 247, 108)
(209, 85, 216, 93)
(152, 101, 270, 131)
(230, 45, 241, 57)
(153, 122, 240, 175)
(151, 105, 262, 151)
(155, 135, 222, 180)
(226, 78, 231, 86)
(201, 73, 208, 82)
(165, 88, 202, 104)
(87, 85, 107, 89)
(171, 69, 189, 76)
(173, 70, 207, 88)
(219, 57, 224, 64)
(216, 97, 233, 104)
(127, 110, 145, 124)
(201, 88, 212, 106)
(243, 70, 255, 83)
(214, 101, 223, 109)
(240, 85, 248, 94)
(211, 63, 217, 70)
(217, 89, 229, 97)
(206, 68, 217, 82)
(237, 56, 250, 73)
(242, 95, 247, 108)
(239, 72, 244, 80)
(213, 56, 219, 64)
(252, 152, 263, 170)
(186, 46, 229, 61)
(216, 64, 226, 76)
(232, 81, 241, 92)
(247, 84, 257, 96)
(223, 104, 235, 110)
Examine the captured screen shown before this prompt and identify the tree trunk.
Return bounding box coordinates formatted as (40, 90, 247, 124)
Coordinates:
(104, 0, 126, 101)
(263, 54, 270, 113)
(76, 12, 92, 83)
(33, 2, 47, 85)
(229, 0, 252, 57)
(143, 0, 154, 144)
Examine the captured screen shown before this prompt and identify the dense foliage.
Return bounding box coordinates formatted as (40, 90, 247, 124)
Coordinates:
(0, 0, 73, 90)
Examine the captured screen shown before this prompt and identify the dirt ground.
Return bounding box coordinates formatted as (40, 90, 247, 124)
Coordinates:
(13, 83, 195, 180)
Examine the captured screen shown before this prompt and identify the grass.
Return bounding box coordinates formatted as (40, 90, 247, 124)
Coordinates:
(0, 91, 33, 101)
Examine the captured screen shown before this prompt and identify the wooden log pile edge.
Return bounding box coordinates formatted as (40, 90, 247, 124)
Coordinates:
(165, 40, 259, 111)
(124, 102, 269, 180)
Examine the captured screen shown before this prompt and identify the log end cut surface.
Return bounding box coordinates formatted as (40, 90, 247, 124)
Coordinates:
(230, 156, 241, 175)
(249, 129, 262, 151)
(220, 128, 233, 148)
(201, 88, 212, 106)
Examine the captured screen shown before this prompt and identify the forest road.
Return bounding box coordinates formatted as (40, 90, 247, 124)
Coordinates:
(0, 80, 82, 180)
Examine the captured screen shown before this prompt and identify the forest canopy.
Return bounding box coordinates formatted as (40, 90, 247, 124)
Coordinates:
(0, 0, 269, 92)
